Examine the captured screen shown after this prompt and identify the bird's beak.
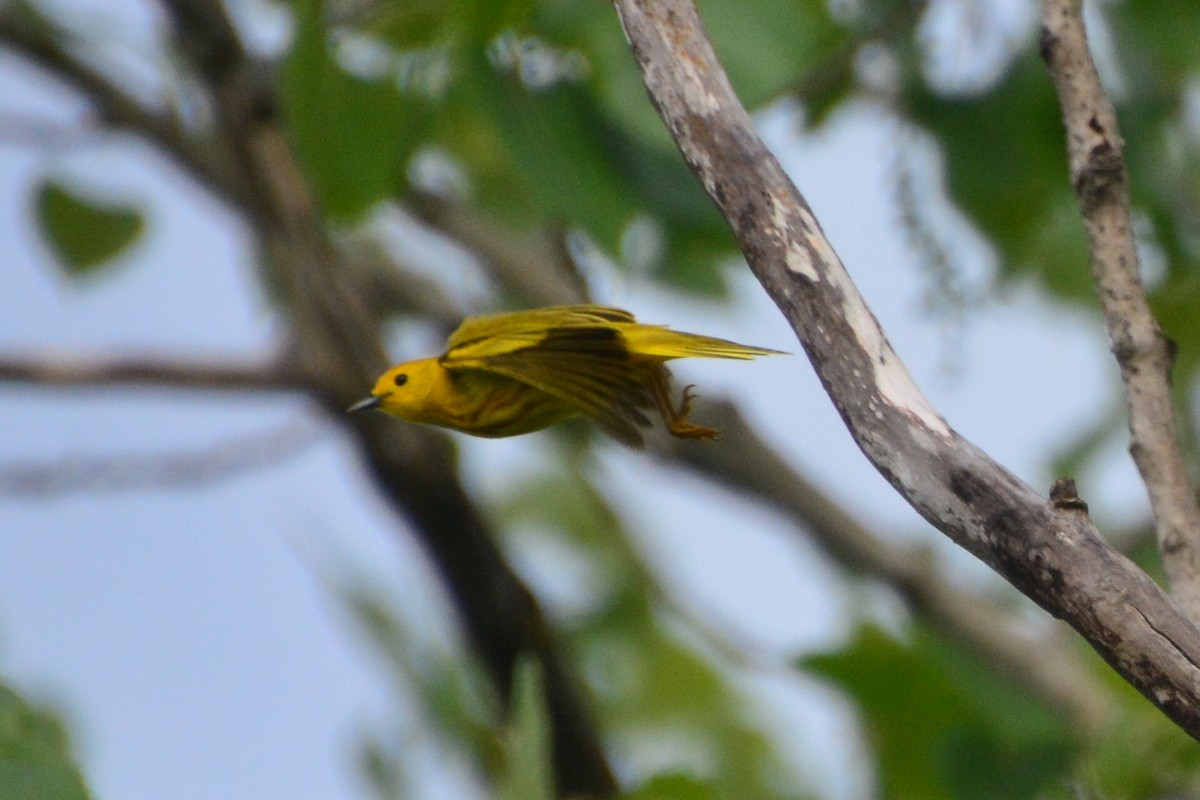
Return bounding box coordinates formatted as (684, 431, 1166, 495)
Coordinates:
(347, 395, 383, 414)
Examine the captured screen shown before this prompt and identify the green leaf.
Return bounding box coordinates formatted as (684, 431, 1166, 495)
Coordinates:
(498, 657, 554, 800)
(532, 1, 677, 150)
(623, 772, 721, 800)
(804, 624, 1074, 800)
(445, 47, 641, 251)
(0, 684, 93, 800)
(1109, 0, 1200, 87)
(527, 0, 857, 294)
(696, 0, 850, 111)
(434, 42, 735, 295)
(282, 0, 426, 220)
(35, 180, 144, 275)
(1071, 658, 1200, 799)
(357, 0, 454, 49)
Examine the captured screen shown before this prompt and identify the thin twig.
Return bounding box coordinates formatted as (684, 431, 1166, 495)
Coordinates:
(1039, 0, 1200, 618)
(0, 112, 100, 150)
(405, 191, 589, 307)
(0, 418, 323, 497)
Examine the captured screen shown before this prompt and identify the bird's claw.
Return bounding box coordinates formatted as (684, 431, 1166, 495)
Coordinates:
(668, 384, 719, 441)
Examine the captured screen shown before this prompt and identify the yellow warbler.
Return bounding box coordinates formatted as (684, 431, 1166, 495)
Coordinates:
(349, 305, 781, 445)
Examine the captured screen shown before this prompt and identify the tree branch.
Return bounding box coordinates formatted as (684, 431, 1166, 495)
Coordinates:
(0, 352, 302, 391)
(149, 1, 618, 794)
(1038, 0, 1200, 618)
(655, 401, 1111, 732)
(0, 418, 321, 496)
(613, 0, 1200, 738)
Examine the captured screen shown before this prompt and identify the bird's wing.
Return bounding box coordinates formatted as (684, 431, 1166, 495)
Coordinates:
(446, 305, 636, 353)
(444, 322, 652, 445)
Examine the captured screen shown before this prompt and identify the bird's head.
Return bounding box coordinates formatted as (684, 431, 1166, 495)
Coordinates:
(348, 358, 445, 420)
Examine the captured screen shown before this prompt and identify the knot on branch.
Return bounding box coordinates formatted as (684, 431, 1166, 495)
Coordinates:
(1110, 323, 1177, 382)
(238, 60, 282, 124)
(1164, 334, 1180, 379)
(1074, 137, 1126, 209)
(1037, 27, 1059, 64)
(1050, 477, 1089, 513)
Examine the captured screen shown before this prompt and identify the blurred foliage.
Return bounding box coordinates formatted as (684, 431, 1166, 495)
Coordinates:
(339, 580, 503, 798)
(1073, 660, 1200, 799)
(283, 0, 428, 220)
(806, 624, 1074, 800)
(621, 773, 721, 800)
(497, 657, 554, 800)
(498, 465, 807, 799)
(899, 1, 1200, 400)
(35, 180, 144, 275)
(16, 0, 1200, 797)
(0, 683, 92, 800)
(343, 460, 813, 799)
(273, 0, 861, 295)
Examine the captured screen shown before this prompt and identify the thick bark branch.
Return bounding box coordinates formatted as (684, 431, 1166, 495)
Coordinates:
(613, 0, 1200, 737)
(656, 402, 1111, 732)
(1038, 0, 1200, 618)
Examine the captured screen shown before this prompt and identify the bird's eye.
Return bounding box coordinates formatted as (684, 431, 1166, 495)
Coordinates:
(393, 373, 408, 387)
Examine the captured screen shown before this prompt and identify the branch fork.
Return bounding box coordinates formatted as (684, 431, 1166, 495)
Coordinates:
(614, 0, 1200, 737)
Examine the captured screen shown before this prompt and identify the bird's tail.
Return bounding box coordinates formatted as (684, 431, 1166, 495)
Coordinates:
(620, 325, 785, 361)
